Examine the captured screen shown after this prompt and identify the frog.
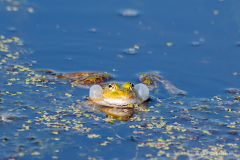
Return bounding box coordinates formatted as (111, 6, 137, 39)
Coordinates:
(89, 82, 149, 107)
(41, 71, 186, 121)
(42, 71, 186, 108)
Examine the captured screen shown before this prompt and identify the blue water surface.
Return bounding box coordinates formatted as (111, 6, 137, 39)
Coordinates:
(1, 0, 240, 159)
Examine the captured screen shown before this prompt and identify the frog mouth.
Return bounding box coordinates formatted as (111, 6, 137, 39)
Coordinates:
(98, 98, 139, 107)
(89, 83, 149, 107)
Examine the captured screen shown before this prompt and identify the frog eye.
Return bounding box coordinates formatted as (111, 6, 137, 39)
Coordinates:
(108, 84, 116, 91)
(129, 83, 134, 90)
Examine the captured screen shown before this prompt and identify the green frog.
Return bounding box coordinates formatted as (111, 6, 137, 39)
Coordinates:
(89, 82, 149, 107)
(45, 71, 186, 108)
(43, 71, 186, 121)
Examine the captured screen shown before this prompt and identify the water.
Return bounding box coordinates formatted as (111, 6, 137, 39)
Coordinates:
(1, 0, 240, 159)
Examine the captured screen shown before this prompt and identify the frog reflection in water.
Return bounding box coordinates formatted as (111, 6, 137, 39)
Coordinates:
(46, 72, 186, 121)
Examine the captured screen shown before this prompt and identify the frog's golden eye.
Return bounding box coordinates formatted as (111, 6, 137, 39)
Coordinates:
(108, 84, 116, 91)
(128, 83, 134, 90)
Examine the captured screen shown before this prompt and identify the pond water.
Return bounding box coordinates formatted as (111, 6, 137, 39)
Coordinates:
(1, 0, 240, 159)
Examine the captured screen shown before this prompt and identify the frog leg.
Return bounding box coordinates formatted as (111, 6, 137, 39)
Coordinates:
(157, 79, 187, 95)
(153, 74, 187, 95)
(138, 73, 159, 90)
(45, 72, 112, 88)
(139, 72, 187, 95)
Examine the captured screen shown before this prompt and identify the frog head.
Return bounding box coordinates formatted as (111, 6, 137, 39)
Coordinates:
(89, 82, 149, 107)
